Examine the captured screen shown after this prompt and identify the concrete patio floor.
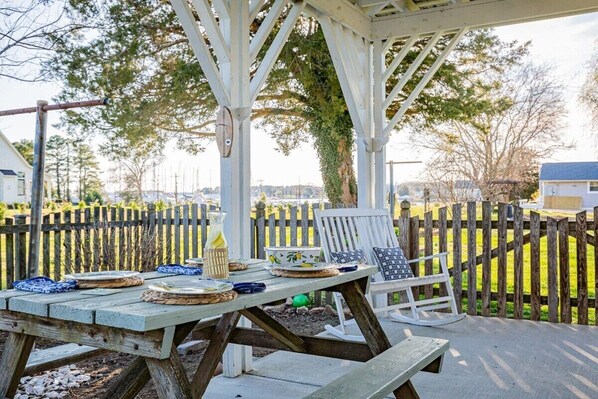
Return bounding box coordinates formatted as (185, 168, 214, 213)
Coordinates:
(205, 315, 598, 398)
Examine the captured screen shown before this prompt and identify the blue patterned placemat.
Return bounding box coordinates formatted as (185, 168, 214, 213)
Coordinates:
(13, 277, 77, 294)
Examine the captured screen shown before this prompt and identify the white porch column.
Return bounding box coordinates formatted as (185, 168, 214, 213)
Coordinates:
(218, 0, 253, 377)
(171, 0, 305, 377)
(372, 40, 386, 209)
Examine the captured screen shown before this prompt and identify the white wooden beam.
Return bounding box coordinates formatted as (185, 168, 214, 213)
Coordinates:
(192, 0, 230, 63)
(383, 31, 441, 110)
(212, 0, 230, 20)
(384, 28, 467, 135)
(250, 1, 304, 103)
(249, 0, 288, 63)
(304, 0, 372, 40)
(249, 0, 268, 22)
(372, 0, 598, 40)
(382, 35, 418, 83)
(170, 0, 230, 105)
(319, 16, 369, 144)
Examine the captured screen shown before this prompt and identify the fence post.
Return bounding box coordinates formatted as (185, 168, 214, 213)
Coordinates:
(497, 203, 507, 317)
(452, 203, 463, 311)
(546, 217, 559, 323)
(513, 205, 524, 319)
(15, 215, 27, 280)
(398, 200, 410, 254)
(424, 211, 433, 299)
(466, 202, 477, 316)
(575, 211, 588, 325)
(594, 207, 598, 324)
(481, 201, 492, 316)
(145, 203, 156, 270)
(558, 218, 571, 323)
(530, 211, 541, 321)
(255, 201, 266, 259)
(5, 218, 15, 287)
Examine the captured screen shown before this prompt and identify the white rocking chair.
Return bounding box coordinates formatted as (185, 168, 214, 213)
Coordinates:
(314, 208, 465, 342)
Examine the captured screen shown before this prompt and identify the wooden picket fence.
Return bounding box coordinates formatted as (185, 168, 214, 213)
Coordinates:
(0, 201, 596, 325)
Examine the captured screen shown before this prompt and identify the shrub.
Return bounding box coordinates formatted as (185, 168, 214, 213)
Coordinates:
(46, 201, 58, 212)
(62, 202, 74, 212)
(155, 200, 167, 211)
(17, 202, 29, 214)
(0, 202, 6, 222)
(78, 201, 87, 210)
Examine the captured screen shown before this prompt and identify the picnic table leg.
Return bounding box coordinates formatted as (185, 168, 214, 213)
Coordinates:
(145, 344, 193, 399)
(190, 311, 241, 399)
(0, 332, 35, 398)
(335, 278, 420, 399)
(100, 322, 197, 399)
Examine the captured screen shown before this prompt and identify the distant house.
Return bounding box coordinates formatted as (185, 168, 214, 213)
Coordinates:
(0, 131, 51, 204)
(539, 162, 598, 209)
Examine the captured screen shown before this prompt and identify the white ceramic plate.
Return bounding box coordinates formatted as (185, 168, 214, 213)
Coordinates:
(272, 263, 337, 272)
(185, 258, 267, 266)
(64, 271, 140, 281)
(148, 280, 234, 295)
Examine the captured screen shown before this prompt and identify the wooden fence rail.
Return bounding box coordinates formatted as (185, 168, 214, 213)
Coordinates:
(1, 201, 596, 325)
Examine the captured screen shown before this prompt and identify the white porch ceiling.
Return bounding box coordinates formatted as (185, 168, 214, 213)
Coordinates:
(305, 0, 598, 40)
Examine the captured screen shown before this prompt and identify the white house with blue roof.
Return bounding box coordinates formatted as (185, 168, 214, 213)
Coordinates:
(540, 162, 598, 209)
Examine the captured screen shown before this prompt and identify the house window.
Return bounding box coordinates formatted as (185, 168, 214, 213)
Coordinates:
(589, 181, 598, 193)
(17, 172, 25, 196)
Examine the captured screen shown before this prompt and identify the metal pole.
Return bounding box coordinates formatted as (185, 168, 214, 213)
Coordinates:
(28, 100, 48, 278)
(386, 160, 422, 217)
(0, 98, 109, 117)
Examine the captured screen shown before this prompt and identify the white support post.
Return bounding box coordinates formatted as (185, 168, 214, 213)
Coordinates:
(372, 40, 386, 209)
(219, 0, 253, 377)
(357, 41, 375, 208)
(170, 0, 306, 378)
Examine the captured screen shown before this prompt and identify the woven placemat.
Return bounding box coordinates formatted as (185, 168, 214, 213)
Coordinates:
(269, 268, 339, 278)
(229, 262, 248, 271)
(77, 276, 144, 289)
(140, 289, 238, 305)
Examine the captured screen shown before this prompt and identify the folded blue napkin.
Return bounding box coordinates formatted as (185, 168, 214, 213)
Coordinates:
(156, 264, 203, 275)
(13, 277, 77, 294)
(233, 282, 266, 294)
(337, 265, 358, 272)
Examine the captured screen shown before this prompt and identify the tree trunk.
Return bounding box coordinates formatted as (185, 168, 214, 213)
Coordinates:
(312, 113, 357, 206)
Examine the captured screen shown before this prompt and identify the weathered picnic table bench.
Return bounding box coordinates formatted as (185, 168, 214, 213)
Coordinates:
(0, 263, 448, 398)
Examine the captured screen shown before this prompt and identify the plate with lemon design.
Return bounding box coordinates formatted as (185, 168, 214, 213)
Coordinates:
(273, 263, 337, 272)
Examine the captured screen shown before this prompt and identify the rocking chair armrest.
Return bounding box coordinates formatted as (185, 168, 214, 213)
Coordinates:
(406, 252, 449, 263)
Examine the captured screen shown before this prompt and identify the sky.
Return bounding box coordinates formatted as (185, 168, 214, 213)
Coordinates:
(0, 11, 597, 193)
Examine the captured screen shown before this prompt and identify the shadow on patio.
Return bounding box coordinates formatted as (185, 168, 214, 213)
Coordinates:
(206, 315, 598, 398)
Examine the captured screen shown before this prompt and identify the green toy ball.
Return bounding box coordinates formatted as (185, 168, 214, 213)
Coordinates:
(292, 294, 310, 308)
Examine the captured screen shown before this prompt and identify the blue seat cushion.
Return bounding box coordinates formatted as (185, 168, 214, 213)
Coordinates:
(372, 247, 414, 280)
(329, 249, 367, 264)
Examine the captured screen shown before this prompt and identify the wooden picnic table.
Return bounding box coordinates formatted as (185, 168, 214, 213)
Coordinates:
(0, 262, 413, 399)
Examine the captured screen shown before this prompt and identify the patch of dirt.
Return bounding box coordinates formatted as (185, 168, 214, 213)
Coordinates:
(1, 305, 342, 398)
